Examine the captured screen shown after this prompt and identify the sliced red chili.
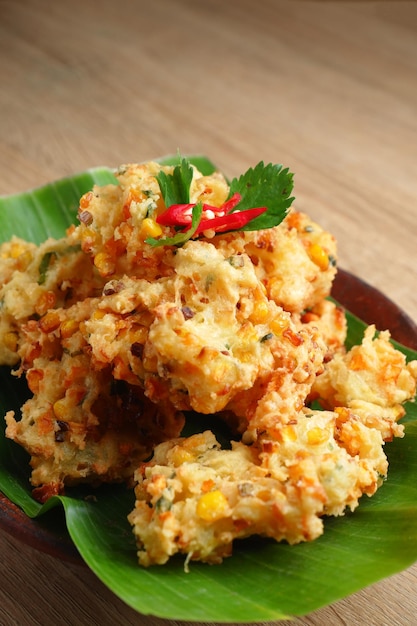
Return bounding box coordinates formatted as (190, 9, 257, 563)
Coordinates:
(216, 192, 241, 214)
(156, 203, 195, 226)
(194, 206, 266, 234)
(156, 192, 266, 236)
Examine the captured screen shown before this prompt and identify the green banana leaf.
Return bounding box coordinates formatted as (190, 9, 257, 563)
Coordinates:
(1, 157, 417, 623)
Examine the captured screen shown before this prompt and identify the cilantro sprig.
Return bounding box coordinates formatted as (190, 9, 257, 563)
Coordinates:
(227, 161, 294, 231)
(156, 157, 193, 206)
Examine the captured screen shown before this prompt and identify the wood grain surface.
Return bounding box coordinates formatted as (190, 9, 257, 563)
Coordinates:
(1, 1, 416, 624)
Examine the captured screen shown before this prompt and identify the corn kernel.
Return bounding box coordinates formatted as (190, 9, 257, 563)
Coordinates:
(270, 316, 289, 336)
(3, 331, 18, 352)
(235, 348, 254, 363)
(308, 243, 329, 271)
(92, 309, 106, 320)
(39, 310, 61, 333)
(133, 326, 148, 344)
(60, 319, 79, 338)
(249, 300, 270, 324)
(80, 227, 97, 251)
(94, 252, 115, 276)
(281, 425, 297, 442)
(256, 489, 272, 503)
(216, 359, 238, 381)
(334, 407, 350, 422)
(170, 447, 195, 467)
(307, 427, 328, 445)
(27, 369, 43, 394)
(35, 291, 56, 316)
(140, 218, 163, 239)
(237, 322, 258, 343)
(196, 490, 229, 522)
(116, 327, 128, 340)
(53, 398, 67, 420)
(9, 242, 27, 259)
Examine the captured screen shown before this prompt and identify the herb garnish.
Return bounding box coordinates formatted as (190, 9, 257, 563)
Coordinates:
(145, 158, 294, 247)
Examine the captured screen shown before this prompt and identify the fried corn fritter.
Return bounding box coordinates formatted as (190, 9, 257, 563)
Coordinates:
(130, 327, 416, 566)
(0, 232, 106, 366)
(1, 159, 416, 564)
(5, 297, 184, 501)
(129, 413, 387, 567)
(85, 241, 327, 419)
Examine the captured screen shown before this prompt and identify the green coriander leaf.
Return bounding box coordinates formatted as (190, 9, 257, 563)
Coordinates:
(38, 251, 57, 285)
(145, 203, 203, 247)
(156, 157, 194, 206)
(228, 161, 294, 231)
(38, 244, 81, 285)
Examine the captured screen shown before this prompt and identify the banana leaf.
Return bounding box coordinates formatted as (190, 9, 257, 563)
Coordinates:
(1, 158, 417, 623)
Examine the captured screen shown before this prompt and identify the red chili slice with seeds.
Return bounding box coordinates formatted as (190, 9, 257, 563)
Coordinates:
(156, 193, 266, 236)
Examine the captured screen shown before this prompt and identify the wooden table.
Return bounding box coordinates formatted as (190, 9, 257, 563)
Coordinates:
(1, 1, 416, 624)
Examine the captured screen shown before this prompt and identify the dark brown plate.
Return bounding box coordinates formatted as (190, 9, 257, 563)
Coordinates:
(1, 268, 416, 564)
(332, 269, 417, 351)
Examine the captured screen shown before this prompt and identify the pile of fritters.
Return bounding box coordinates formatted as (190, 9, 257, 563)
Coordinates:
(1, 161, 416, 565)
